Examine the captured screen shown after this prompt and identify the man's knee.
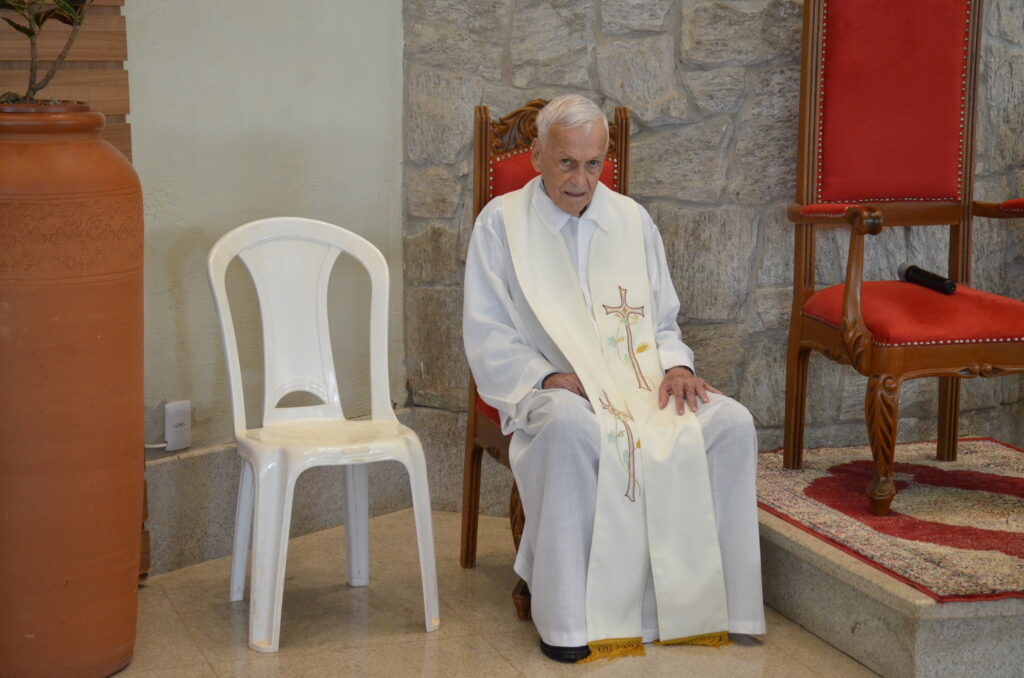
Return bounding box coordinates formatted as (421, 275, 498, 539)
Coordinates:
(530, 390, 600, 466)
(698, 394, 756, 451)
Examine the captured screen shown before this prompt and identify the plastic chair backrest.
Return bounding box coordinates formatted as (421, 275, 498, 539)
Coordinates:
(208, 217, 394, 436)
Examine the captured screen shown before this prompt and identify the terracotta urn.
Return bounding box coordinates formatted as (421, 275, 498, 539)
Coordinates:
(0, 103, 143, 677)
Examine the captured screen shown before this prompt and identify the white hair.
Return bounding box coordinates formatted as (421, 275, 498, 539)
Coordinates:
(535, 94, 608, 147)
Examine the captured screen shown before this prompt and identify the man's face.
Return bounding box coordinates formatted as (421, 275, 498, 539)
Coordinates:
(531, 122, 607, 217)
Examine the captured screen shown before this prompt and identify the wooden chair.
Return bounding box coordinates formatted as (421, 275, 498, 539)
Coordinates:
(784, 0, 1024, 516)
(459, 99, 630, 619)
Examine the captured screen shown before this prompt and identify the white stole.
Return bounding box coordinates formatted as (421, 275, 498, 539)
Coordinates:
(503, 178, 728, 658)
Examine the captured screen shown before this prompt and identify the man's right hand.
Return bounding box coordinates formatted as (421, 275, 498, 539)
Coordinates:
(542, 372, 589, 401)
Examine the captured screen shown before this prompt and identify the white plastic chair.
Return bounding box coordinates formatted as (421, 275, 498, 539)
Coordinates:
(207, 217, 440, 653)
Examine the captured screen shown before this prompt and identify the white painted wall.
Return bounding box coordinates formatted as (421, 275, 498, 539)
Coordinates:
(125, 1, 405, 447)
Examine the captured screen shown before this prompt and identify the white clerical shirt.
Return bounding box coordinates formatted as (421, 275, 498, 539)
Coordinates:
(463, 178, 695, 431)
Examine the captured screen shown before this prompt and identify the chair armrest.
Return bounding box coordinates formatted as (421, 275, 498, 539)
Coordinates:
(973, 199, 1024, 219)
(838, 207, 884, 370)
(788, 203, 867, 224)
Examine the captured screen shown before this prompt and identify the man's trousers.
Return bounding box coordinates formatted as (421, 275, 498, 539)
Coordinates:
(508, 389, 766, 647)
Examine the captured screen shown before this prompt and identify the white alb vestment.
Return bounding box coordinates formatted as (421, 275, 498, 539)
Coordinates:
(463, 177, 766, 650)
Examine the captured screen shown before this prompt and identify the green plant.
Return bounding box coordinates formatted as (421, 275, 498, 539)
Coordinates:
(0, 0, 92, 104)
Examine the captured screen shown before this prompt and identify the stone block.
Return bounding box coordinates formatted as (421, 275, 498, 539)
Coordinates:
(986, 0, 1024, 48)
(736, 330, 787, 427)
(839, 374, 937, 423)
(402, 406, 513, 516)
(758, 205, 794, 286)
(685, 67, 747, 116)
(404, 0, 509, 80)
(682, 0, 801, 66)
(596, 34, 691, 124)
(740, 336, 844, 428)
(971, 220, 1008, 294)
(406, 65, 482, 164)
(630, 119, 730, 201)
(649, 202, 759, 321)
(510, 0, 594, 89)
(976, 42, 1024, 175)
(602, 0, 672, 35)
(726, 66, 799, 204)
(816, 225, 909, 285)
(480, 85, 570, 124)
(406, 165, 461, 218)
(678, 322, 747, 397)
(961, 375, 1005, 411)
(904, 224, 950, 277)
(404, 221, 463, 286)
(405, 287, 467, 410)
(751, 286, 793, 332)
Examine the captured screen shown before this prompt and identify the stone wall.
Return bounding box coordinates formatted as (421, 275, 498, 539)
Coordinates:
(403, 0, 1024, 516)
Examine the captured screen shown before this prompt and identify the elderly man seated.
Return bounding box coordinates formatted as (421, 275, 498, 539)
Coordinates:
(462, 94, 765, 663)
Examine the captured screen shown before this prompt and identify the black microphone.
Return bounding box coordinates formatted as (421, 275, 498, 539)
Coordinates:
(897, 263, 957, 295)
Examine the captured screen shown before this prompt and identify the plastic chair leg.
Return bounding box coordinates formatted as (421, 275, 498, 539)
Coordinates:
(230, 461, 255, 602)
(402, 443, 440, 632)
(343, 464, 369, 587)
(247, 462, 295, 653)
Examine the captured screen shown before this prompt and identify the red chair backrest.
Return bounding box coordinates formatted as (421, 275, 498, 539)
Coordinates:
(487, 147, 622, 202)
(812, 0, 975, 204)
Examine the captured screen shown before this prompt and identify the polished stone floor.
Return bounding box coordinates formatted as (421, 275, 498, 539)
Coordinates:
(119, 510, 879, 677)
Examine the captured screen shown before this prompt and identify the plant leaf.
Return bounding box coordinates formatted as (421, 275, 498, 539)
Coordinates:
(52, 0, 88, 25)
(32, 8, 60, 27)
(0, 1, 29, 12)
(2, 16, 36, 37)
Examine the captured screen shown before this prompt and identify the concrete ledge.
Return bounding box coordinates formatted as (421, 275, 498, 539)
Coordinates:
(760, 509, 1024, 678)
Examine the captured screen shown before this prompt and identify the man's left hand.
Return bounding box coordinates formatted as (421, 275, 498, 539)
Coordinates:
(658, 366, 722, 414)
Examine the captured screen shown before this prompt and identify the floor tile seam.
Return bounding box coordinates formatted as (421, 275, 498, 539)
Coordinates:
(472, 632, 533, 678)
(136, 582, 217, 665)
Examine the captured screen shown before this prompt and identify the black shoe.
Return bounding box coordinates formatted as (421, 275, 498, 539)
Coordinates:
(539, 639, 591, 663)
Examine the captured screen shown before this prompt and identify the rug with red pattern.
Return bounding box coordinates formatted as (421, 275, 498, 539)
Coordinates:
(757, 437, 1024, 602)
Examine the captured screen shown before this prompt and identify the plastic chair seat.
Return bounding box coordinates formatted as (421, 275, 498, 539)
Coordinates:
(802, 281, 1024, 346)
(246, 418, 411, 449)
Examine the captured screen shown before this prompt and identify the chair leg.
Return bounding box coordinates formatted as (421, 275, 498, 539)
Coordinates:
(343, 465, 370, 587)
(401, 440, 440, 632)
(937, 376, 961, 461)
(783, 345, 812, 469)
(247, 460, 295, 653)
(460, 440, 485, 568)
(230, 461, 255, 602)
(865, 375, 902, 516)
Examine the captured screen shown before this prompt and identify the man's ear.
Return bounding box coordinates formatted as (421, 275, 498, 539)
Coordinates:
(530, 138, 542, 172)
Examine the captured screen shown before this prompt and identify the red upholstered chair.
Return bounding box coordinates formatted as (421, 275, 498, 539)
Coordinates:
(784, 0, 1024, 515)
(460, 100, 630, 618)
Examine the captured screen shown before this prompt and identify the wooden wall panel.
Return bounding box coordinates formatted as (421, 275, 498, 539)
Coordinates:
(0, 2, 132, 159)
(0, 70, 128, 112)
(0, 15, 126, 61)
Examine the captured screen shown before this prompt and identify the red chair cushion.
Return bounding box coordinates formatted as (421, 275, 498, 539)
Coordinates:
(802, 281, 1024, 347)
(817, 0, 970, 203)
(475, 393, 501, 427)
(488, 149, 620, 201)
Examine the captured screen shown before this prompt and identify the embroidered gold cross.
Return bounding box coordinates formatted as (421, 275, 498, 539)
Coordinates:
(599, 392, 639, 502)
(602, 286, 651, 391)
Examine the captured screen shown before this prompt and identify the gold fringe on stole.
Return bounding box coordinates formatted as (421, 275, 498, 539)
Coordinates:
(656, 630, 731, 648)
(577, 637, 645, 663)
